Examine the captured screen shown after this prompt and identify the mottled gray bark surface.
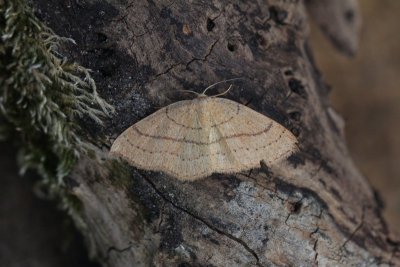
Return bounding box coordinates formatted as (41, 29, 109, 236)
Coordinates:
(33, 0, 400, 266)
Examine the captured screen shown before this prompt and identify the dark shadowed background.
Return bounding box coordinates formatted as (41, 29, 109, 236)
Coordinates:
(0, 0, 399, 266)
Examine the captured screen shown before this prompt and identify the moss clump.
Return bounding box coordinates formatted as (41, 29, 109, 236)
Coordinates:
(0, 0, 113, 202)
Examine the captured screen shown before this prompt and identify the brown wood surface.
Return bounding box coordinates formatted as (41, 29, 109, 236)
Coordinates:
(32, 0, 400, 266)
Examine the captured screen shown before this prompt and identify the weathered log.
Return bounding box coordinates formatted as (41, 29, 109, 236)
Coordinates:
(33, 0, 400, 266)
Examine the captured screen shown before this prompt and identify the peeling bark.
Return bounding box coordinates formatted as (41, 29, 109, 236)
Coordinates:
(33, 0, 400, 266)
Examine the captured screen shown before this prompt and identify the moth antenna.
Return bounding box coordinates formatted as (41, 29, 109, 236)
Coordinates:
(176, 90, 200, 96)
(211, 84, 233, 98)
(202, 77, 243, 95)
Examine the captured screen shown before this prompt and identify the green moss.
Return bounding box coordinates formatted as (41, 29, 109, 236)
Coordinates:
(0, 0, 114, 217)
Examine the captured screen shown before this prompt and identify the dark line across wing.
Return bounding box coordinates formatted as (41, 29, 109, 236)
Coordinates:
(124, 127, 291, 161)
(131, 122, 273, 145)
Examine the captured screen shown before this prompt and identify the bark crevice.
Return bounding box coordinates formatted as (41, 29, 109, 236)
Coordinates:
(139, 171, 262, 266)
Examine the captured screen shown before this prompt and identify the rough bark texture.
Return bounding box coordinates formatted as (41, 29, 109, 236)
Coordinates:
(33, 0, 400, 266)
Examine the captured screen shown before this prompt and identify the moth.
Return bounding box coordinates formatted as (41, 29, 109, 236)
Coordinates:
(110, 82, 297, 180)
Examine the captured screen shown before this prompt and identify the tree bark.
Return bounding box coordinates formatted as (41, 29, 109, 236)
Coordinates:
(33, 0, 400, 266)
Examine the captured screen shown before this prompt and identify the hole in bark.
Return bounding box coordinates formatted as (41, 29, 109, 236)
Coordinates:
(206, 18, 215, 31)
(289, 111, 301, 121)
(269, 6, 288, 25)
(227, 43, 236, 52)
(292, 201, 302, 213)
(96, 32, 107, 43)
(288, 78, 307, 98)
(284, 69, 293, 76)
(344, 9, 355, 23)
